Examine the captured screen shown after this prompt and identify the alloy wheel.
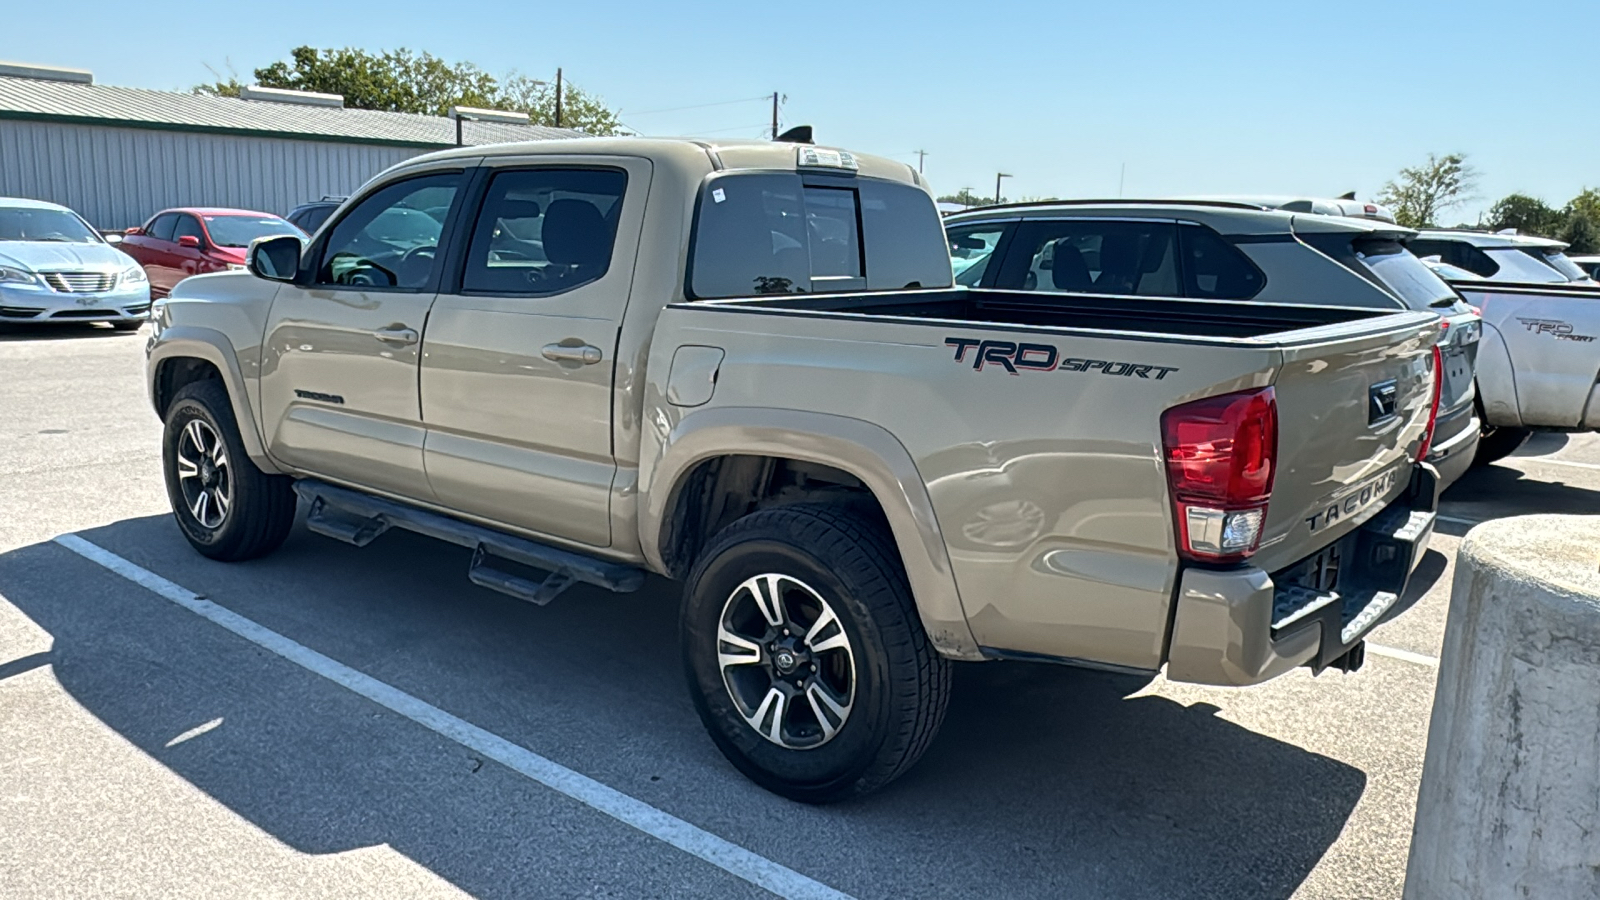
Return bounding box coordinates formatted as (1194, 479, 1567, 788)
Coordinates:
(174, 418, 231, 529)
(716, 573, 857, 749)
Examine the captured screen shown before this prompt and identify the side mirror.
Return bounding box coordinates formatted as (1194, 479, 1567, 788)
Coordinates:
(249, 234, 302, 282)
(178, 235, 202, 249)
(103, 233, 124, 245)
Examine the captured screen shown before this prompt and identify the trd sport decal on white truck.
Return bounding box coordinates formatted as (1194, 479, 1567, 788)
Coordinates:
(1516, 318, 1597, 343)
(945, 337, 1181, 379)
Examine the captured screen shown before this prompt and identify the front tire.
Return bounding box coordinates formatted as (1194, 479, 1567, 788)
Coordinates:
(162, 380, 296, 561)
(681, 503, 950, 803)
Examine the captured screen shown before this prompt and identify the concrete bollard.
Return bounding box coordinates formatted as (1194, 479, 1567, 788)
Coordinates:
(1404, 514, 1600, 899)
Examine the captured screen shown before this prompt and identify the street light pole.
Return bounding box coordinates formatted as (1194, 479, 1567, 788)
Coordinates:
(995, 172, 1011, 204)
(916, 149, 927, 173)
(554, 68, 563, 128)
(771, 91, 779, 140)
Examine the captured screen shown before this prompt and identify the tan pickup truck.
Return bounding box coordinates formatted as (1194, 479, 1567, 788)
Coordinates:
(146, 137, 1443, 802)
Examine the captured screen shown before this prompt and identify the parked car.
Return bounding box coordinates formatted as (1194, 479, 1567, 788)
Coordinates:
(1567, 254, 1600, 279)
(944, 199, 1481, 488)
(0, 197, 150, 329)
(120, 208, 304, 298)
(1406, 230, 1596, 285)
(285, 196, 346, 235)
(147, 138, 1442, 802)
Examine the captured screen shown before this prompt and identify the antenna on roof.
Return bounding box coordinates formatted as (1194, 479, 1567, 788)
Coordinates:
(1338, 191, 1357, 200)
(775, 125, 813, 144)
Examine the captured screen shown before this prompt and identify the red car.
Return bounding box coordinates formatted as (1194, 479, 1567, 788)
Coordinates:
(120, 208, 304, 297)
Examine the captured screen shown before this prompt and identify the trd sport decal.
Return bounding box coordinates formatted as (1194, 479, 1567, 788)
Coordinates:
(945, 337, 1180, 379)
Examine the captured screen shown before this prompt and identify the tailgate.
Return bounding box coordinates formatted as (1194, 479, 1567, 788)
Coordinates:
(1254, 313, 1441, 572)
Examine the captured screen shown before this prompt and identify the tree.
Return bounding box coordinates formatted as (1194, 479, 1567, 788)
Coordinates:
(938, 188, 996, 208)
(1487, 193, 1563, 238)
(499, 73, 621, 135)
(1376, 153, 1477, 228)
(195, 47, 623, 135)
(1560, 188, 1600, 254)
(1560, 214, 1598, 254)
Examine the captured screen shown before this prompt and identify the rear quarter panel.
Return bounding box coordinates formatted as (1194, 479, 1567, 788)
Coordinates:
(1452, 282, 1600, 428)
(644, 306, 1288, 671)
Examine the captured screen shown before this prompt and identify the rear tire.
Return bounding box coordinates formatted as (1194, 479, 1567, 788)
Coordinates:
(1472, 424, 1531, 467)
(681, 503, 950, 803)
(162, 380, 296, 561)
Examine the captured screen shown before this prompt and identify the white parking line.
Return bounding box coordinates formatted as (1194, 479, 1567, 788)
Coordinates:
(1366, 643, 1441, 668)
(1519, 456, 1600, 472)
(54, 534, 853, 900)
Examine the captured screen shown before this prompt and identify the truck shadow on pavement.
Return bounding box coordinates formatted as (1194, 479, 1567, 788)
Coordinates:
(1, 514, 1365, 900)
(1437, 461, 1600, 537)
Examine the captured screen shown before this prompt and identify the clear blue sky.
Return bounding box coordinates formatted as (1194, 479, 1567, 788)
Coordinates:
(13, 0, 1597, 222)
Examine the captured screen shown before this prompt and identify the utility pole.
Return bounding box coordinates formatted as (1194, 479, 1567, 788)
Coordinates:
(554, 68, 563, 128)
(915, 150, 927, 173)
(995, 172, 1011, 204)
(771, 91, 780, 140)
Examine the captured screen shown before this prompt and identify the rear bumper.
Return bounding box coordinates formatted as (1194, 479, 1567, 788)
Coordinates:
(1426, 413, 1480, 488)
(1165, 464, 1439, 687)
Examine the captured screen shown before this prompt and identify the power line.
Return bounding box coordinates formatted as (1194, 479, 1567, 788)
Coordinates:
(622, 95, 772, 117)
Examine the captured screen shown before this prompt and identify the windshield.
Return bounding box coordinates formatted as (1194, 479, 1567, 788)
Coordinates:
(1354, 239, 1461, 309)
(1519, 247, 1590, 282)
(1483, 247, 1567, 283)
(0, 207, 101, 244)
(203, 215, 303, 247)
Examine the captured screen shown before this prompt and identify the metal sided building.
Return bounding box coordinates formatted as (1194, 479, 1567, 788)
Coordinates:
(0, 62, 581, 230)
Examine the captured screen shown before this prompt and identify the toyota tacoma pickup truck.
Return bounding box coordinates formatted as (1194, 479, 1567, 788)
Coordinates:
(146, 137, 1443, 802)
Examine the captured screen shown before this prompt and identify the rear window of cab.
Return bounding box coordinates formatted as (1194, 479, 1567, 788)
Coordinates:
(687, 173, 952, 299)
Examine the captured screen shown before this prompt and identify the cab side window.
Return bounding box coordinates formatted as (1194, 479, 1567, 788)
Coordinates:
(147, 214, 178, 242)
(461, 168, 627, 295)
(173, 215, 205, 246)
(1179, 224, 1264, 299)
(997, 219, 1179, 296)
(317, 173, 463, 290)
(1407, 239, 1498, 278)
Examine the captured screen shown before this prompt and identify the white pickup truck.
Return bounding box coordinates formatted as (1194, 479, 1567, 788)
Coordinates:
(1408, 231, 1600, 461)
(146, 138, 1444, 801)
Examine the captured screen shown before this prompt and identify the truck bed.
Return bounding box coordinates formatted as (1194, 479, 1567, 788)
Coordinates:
(688, 287, 1390, 341)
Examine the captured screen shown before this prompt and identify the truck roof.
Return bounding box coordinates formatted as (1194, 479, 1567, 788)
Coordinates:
(406, 136, 925, 187)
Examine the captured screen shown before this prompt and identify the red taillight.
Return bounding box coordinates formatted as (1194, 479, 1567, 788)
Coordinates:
(1416, 346, 1443, 462)
(1161, 387, 1278, 563)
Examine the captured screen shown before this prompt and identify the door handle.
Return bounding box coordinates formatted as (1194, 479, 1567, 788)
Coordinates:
(542, 343, 603, 365)
(373, 326, 419, 345)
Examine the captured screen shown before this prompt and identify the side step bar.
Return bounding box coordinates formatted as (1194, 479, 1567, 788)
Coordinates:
(294, 479, 646, 606)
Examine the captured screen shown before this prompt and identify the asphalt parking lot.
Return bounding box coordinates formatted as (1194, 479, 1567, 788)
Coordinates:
(3, 322, 1598, 899)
